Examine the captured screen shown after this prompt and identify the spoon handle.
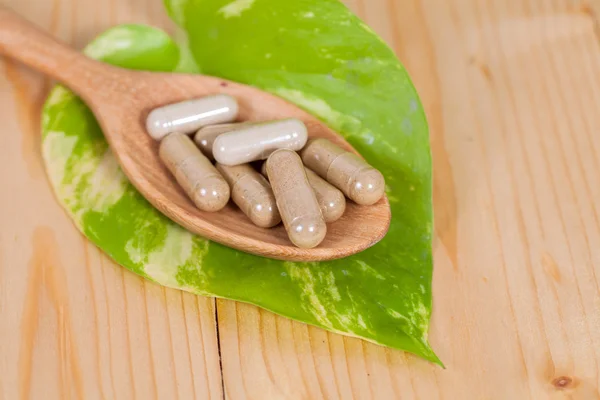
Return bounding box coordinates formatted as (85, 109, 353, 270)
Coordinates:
(0, 6, 108, 96)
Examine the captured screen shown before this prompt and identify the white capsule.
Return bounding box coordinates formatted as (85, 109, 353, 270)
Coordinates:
(146, 95, 238, 140)
(212, 119, 308, 166)
(193, 122, 252, 160)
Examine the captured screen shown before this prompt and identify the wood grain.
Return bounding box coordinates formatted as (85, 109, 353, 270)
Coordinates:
(0, 0, 599, 399)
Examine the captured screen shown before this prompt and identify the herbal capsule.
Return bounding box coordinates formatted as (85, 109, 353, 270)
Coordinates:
(215, 163, 281, 228)
(300, 138, 385, 206)
(159, 133, 230, 212)
(147, 95, 238, 140)
(213, 119, 308, 166)
(193, 122, 251, 160)
(266, 150, 326, 248)
(261, 163, 346, 223)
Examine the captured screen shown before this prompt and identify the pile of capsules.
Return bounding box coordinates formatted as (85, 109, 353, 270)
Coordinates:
(146, 94, 386, 249)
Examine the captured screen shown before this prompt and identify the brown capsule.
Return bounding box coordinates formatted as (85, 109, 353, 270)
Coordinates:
(261, 162, 346, 223)
(193, 122, 252, 160)
(215, 163, 281, 228)
(300, 138, 385, 206)
(304, 168, 346, 223)
(266, 150, 327, 248)
(159, 133, 230, 212)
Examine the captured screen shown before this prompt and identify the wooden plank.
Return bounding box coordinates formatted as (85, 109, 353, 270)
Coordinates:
(215, 0, 600, 398)
(0, 1, 222, 399)
(1, 0, 599, 398)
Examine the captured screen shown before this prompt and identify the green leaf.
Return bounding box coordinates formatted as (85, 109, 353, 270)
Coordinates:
(41, 0, 439, 365)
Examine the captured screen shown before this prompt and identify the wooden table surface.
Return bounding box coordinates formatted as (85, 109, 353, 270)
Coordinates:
(1, 0, 600, 398)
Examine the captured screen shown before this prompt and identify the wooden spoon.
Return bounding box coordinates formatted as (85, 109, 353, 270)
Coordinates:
(0, 7, 391, 261)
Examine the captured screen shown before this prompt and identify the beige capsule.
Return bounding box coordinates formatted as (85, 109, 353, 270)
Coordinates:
(147, 95, 238, 140)
(215, 163, 281, 228)
(213, 119, 308, 166)
(261, 163, 346, 223)
(159, 133, 230, 212)
(266, 150, 327, 249)
(193, 122, 251, 160)
(300, 138, 385, 206)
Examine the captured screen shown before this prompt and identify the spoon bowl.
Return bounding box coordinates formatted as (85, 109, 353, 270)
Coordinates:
(0, 7, 391, 261)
